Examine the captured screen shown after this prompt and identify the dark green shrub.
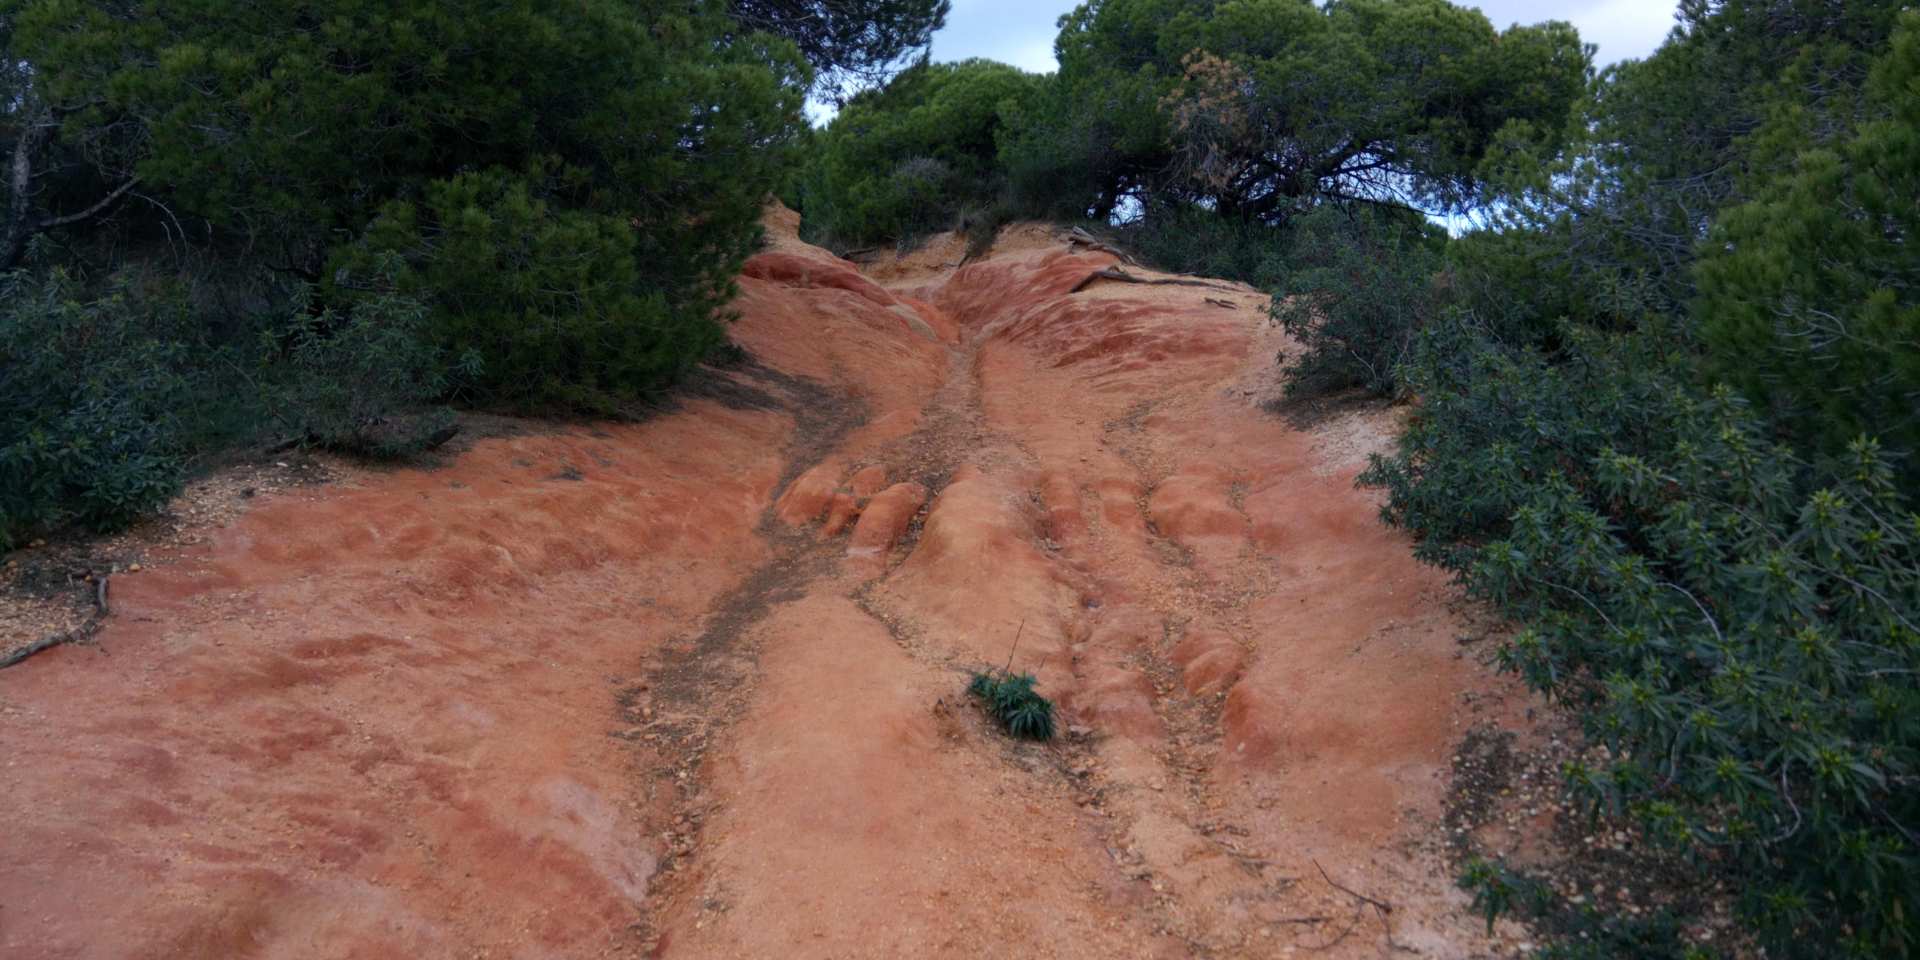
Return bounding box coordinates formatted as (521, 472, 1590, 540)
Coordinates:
(1351, 13, 1920, 954)
(1271, 206, 1446, 399)
(9, 0, 805, 409)
(1459, 858, 1703, 960)
(338, 169, 714, 413)
(1363, 320, 1919, 957)
(0, 269, 190, 547)
(265, 269, 464, 458)
(967, 670, 1057, 741)
(0, 258, 456, 547)
(1111, 202, 1292, 290)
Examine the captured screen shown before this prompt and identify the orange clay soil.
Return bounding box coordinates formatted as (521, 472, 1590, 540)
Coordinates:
(0, 205, 1535, 959)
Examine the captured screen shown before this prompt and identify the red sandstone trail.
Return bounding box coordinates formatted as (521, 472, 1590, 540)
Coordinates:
(0, 207, 1530, 959)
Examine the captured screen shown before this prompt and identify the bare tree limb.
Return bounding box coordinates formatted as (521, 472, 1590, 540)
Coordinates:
(36, 174, 140, 230)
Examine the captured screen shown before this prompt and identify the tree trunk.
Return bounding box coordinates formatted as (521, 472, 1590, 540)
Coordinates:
(0, 110, 53, 272)
(1, 103, 140, 272)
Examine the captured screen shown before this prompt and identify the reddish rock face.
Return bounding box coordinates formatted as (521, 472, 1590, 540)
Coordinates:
(1171, 628, 1247, 697)
(774, 460, 845, 526)
(846, 464, 891, 499)
(844, 481, 928, 576)
(0, 204, 1529, 960)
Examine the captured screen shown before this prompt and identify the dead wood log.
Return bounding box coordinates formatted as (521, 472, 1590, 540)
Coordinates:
(1068, 265, 1243, 295)
(0, 576, 110, 671)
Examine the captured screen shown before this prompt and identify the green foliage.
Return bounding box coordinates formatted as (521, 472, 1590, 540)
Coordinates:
(791, 0, 1588, 238)
(0, 0, 815, 538)
(266, 271, 463, 458)
(0, 260, 457, 547)
(1696, 11, 1920, 473)
(1459, 858, 1704, 960)
(798, 59, 1042, 247)
(6, 0, 806, 407)
(1357, 12, 1920, 954)
(1271, 206, 1445, 398)
(996, 0, 1187, 220)
(994, 0, 1587, 223)
(1109, 201, 1292, 290)
(967, 670, 1058, 741)
(1153, 0, 1587, 219)
(0, 270, 190, 547)
(1470, 0, 1906, 327)
(340, 169, 720, 412)
(732, 0, 950, 95)
(1363, 317, 1920, 957)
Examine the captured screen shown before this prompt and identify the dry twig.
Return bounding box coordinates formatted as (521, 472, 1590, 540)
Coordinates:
(0, 575, 110, 670)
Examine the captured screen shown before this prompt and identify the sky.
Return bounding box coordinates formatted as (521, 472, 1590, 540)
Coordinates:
(926, 0, 1683, 73)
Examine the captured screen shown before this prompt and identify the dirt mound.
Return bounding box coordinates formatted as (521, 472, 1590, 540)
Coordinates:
(0, 210, 1536, 958)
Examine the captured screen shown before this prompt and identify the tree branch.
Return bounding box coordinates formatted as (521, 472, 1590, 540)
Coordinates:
(37, 174, 140, 230)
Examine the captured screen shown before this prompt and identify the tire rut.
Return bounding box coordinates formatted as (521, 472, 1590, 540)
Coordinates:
(616, 358, 866, 951)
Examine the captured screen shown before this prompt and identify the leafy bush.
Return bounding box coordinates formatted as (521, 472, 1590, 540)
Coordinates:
(265, 271, 464, 458)
(1271, 206, 1446, 399)
(0, 259, 457, 547)
(0, 0, 813, 540)
(0, 270, 190, 547)
(967, 670, 1057, 741)
(1346, 11, 1920, 956)
(1109, 202, 1293, 291)
(1363, 320, 1919, 957)
(1459, 858, 1703, 960)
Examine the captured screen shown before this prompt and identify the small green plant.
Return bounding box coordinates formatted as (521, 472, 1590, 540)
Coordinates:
(967, 670, 1056, 741)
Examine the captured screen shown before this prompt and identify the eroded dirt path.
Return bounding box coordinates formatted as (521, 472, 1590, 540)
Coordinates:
(1, 208, 1526, 959)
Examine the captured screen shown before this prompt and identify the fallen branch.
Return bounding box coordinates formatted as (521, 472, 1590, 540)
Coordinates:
(1068, 265, 1242, 295)
(1065, 227, 1138, 265)
(1313, 859, 1392, 914)
(1303, 902, 1366, 952)
(263, 434, 308, 455)
(1204, 297, 1238, 309)
(0, 575, 110, 671)
(1313, 859, 1417, 953)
